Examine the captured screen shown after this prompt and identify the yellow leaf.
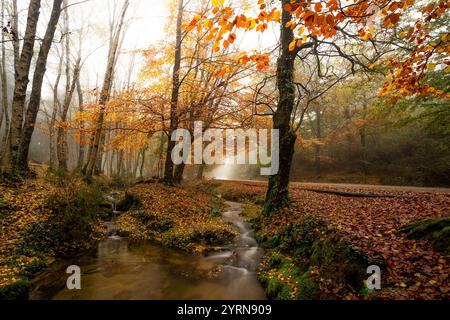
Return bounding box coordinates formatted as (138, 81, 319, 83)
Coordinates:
(426, 63, 436, 71)
(212, 0, 224, 7)
(289, 39, 296, 51)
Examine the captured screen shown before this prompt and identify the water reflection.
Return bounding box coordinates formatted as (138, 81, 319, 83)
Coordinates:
(30, 202, 266, 300)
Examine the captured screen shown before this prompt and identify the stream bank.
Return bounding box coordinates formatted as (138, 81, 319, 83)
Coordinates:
(30, 201, 266, 299)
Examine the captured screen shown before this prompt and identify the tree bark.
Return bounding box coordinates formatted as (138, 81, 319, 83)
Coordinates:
(57, 57, 81, 171)
(8, 0, 41, 173)
(263, 2, 298, 215)
(139, 148, 146, 178)
(11, 0, 19, 73)
(19, 0, 63, 171)
(196, 163, 205, 180)
(0, 0, 10, 163)
(76, 77, 85, 168)
(359, 104, 367, 175)
(163, 0, 184, 183)
(173, 163, 185, 184)
(49, 51, 63, 170)
(314, 105, 322, 178)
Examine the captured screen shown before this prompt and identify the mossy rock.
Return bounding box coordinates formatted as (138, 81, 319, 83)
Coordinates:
(259, 252, 319, 300)
(0, 278, 31, 300)
(258, 215, 369, 298)
(310, 235, 368, 291)
(400, 217, 450, 255)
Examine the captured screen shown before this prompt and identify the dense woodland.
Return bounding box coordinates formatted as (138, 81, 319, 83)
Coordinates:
(0, 0, 448, 188)
(0, 0, 449, 301)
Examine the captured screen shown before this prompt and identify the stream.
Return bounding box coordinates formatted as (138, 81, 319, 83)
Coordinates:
(30, 201, 266, 300)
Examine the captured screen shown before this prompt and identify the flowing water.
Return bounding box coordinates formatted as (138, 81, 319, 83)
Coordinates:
(30, 201, 266, 300)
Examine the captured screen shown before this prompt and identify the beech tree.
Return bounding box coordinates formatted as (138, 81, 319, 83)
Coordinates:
(187, 0, 449, 214)
(19, 0, 64, 172)
(7, 0, 41, 175)
(83, 0, 130, 177)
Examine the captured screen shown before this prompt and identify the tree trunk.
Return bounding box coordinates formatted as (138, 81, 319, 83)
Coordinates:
(163, 0, 184, 183)
(0, 0, 10, 163)
(263, 2, 298, 216)
(49, 53, 63, 170)
(359, 104, 367, 175)
(11, 0, 19, 73)
(173, 163, 185, 184)
(57, 58, 81, 171)
(19, 0, 63, 171)
(139, 148, 146, 178)
(8, 0, 41, 173)
(314, 106, 322, 178)
(76, 77, 85, 168)
(196, 163, 205, 180)
(343, 107, 352, 164)
(83, 0, 129, 176)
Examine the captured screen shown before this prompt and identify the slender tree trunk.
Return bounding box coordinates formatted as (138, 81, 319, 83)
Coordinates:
(173, 163, 185, 184)
(83, 0, 129, 176)
(11, 0, 19, 73)
(8, 0, 41, 173)
(196, 163, 205, 180)
(117, 150, 123, 176)
(156, 132, 165, 178)
(49, 54, 63, 170)
(57, 58, 80, 171)
(76, 77, 85, 168)
(139, 148, 146, 178)
(263, 2, 298, 215)
(19, 0, 63, 171)
(314, 106, 322, 178)
(343, 107, 352, 164)
(163, 0, 184, 183)
(0, 0, 10, 163)
(359, 104, 367, 175)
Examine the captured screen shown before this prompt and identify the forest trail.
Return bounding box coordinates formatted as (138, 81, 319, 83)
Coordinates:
(219, 180, 450, 194)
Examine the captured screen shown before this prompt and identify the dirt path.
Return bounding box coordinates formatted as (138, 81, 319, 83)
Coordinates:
(216, 179, 450, 193)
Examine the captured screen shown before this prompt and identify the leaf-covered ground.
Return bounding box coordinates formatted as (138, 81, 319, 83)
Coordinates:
(213, 180, 449, 299)
(0, 177, 106, 297)
(116, 182, 237, 253)
(0, 180, 54, 289)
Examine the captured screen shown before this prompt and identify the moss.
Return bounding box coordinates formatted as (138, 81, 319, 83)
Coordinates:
(20, 256, 48, 278)
(257, 215, 369, 299)
(241, 204, 262, 222)
(21, 184, 105, 257)
(161, 229, 191, 250)
(297, 271, 319, 300)
(400, 217, 450, 255)
(191, 226, 235, 244)
(256, 215, 325, 253)
(0, 278, 31, 300)
(310, 236, 368, 291)
(208, 196, 225, 218)
(259, 251, 319, 300)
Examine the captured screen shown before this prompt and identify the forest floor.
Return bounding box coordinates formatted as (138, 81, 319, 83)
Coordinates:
(1, 174, 448, 300)
(115, 181, 236, 253)
(0, 175, 235, 299)
(211, 180, 449, 300)
(0, 175, 109, 299)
